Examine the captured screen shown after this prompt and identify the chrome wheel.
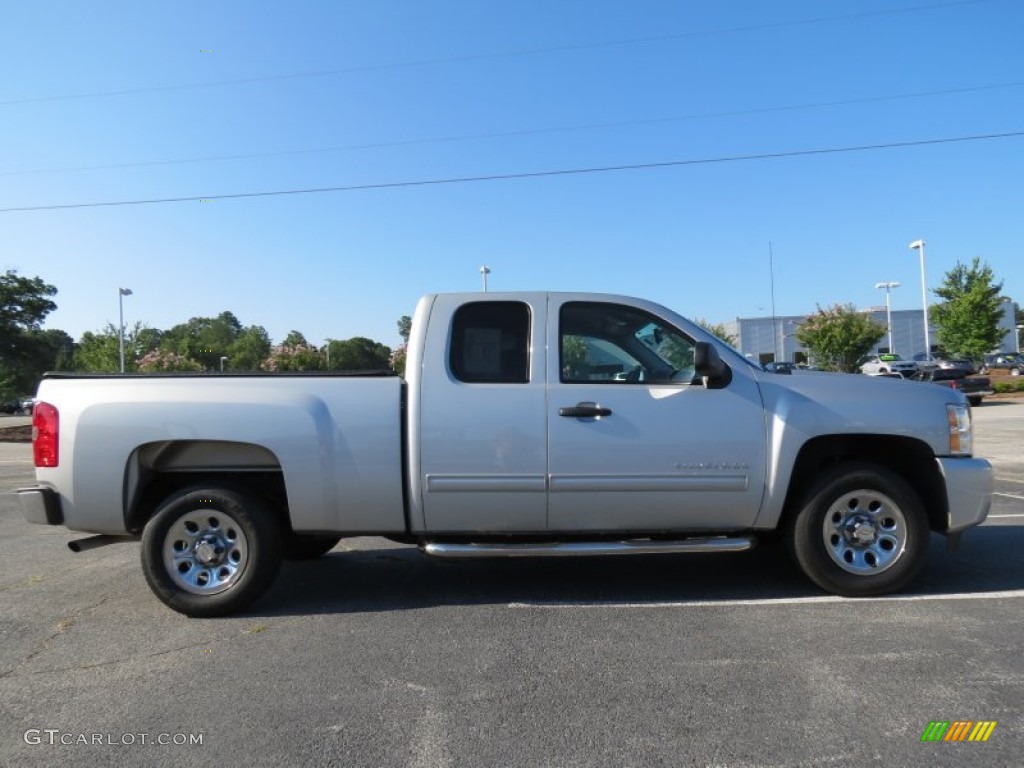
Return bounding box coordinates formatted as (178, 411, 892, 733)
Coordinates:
(822, 489, 907, 575)
(163, 509, 250, 595)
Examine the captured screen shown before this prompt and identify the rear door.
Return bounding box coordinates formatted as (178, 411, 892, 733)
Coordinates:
(416, 294, 548, 533)
(546, 298, 767, 532)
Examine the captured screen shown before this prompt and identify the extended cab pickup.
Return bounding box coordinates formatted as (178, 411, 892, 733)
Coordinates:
(19, 293, 993, 616)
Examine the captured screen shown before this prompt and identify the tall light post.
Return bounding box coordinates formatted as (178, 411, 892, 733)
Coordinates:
(874, 281, 901, 354)
(908, 240, 930, 357)
(118, 287, 133, 373)
(480, 266, 491, 292)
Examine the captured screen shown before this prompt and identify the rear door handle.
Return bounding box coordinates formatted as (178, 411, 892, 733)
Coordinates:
(559, 402, 612, 418)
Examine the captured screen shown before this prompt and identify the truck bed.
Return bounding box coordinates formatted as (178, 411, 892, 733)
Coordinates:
(32, 372, 408, 535)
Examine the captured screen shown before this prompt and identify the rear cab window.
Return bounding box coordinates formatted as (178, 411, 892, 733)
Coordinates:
(449, 301, 531, 384)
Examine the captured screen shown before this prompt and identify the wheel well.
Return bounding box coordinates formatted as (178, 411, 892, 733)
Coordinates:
(125, 440, 289, 534)
(126, 471, 289, 535)
(781, 435, 948, 532)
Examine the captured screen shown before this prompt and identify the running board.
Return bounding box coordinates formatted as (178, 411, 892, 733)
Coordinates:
(422, 536, 756, 559)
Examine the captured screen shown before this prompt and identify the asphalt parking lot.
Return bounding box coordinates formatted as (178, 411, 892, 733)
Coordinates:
(1, 404, 1022, 767)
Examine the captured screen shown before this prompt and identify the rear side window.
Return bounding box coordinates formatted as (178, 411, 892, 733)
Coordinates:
(450, 302, 530, 383)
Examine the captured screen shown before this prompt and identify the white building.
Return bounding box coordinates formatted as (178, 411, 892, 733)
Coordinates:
(723, 303, 1019, 365)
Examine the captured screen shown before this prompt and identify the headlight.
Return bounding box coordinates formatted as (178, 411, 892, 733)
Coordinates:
(946, 403, 972, 456)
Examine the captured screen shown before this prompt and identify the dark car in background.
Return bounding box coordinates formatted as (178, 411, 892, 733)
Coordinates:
(913, 353, 976, 374)
(908, 368, 993, 407)
(980, 353, 1022, 376)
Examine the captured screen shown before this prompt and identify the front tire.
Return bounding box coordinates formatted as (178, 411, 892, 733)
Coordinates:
(141, 486, 283, 617)
(787, 463, 929, 596)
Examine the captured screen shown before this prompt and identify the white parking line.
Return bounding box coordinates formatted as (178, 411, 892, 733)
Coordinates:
(509, 590, 1024, 609)
(987, 514, 1024, 519)
(994, 493, 1024, 502)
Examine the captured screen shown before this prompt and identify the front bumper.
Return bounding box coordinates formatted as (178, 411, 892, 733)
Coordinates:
(936, 457, 993, 533)
(17, 486, 64, 526)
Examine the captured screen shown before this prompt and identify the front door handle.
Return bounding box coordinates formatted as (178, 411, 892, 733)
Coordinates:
(559, 402, 612, 418)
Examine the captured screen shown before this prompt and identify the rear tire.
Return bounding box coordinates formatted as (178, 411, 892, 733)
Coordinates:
(967, 395, 983, 407)
(283, 533, 342, 560)
(787, 463, 929, 596)
(141, 486, 283, 617)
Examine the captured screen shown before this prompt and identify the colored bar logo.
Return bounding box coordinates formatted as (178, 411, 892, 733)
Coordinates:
(921, 721, 996, 742)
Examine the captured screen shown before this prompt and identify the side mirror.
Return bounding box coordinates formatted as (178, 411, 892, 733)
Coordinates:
(694, 342, 732, 389)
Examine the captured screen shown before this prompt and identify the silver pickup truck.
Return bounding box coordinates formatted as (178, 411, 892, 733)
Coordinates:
(19, 292, 993, 616)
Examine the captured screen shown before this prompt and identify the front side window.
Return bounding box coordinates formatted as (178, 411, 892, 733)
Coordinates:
(560, 302, 695, 384)
(450, 302, 530, 383)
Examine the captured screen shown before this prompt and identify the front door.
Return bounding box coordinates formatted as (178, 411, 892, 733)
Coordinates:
(547, 299, 767, 532)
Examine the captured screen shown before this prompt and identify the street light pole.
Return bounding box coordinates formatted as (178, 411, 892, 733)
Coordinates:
(118, 287, 133, 373)
(874, 281, 901, 354)
(480, 266, 490, 292)
(220, 356, 228, 373)
(908, 240, 930, 357)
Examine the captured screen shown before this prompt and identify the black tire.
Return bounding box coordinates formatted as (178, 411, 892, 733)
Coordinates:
(787, 462, 929, 596)
(283, 533, 342, 560)
(141, 485, 283, 617)
(967, 396, 983, 407)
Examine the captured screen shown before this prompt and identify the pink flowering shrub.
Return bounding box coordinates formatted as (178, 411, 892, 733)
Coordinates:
(261, 343, 324, 372)
(137, 350, 204, 372)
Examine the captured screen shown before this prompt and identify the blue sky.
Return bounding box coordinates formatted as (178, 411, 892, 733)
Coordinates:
(3, 0, 1022, 349)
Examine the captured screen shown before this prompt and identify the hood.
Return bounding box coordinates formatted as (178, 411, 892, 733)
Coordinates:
(751, 369, 964, 456)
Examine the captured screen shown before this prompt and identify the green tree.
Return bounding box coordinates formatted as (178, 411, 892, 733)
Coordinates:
(1, 329, 73, 398)
(0, 270, 57, 336)
(695, 318, 738, 347)
(227, 326, 272, 371)
(397, 315, 412, 343)
(72, 326, 122, 372)
(930, 258, 1005, 360)
(283, 330, 308, 347)
(390, 345, 408, 376)
(73, 322, 165, 372)
(0, 270, 59, 398)
(326, 337, 391, 371)
(162, 312, 243, 370)
(795, 304, 885, 373)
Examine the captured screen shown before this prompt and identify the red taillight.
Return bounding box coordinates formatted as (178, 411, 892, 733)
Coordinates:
(32, 402, 59, 468)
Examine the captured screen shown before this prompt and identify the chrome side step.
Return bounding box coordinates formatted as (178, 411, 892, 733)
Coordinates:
(422, 536, 756, 559)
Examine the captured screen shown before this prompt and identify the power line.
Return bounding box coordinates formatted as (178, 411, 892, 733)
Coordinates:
(4, 80, 1021, 178)
(2, 129, 1021, 214)
(0, 0, 997, 107)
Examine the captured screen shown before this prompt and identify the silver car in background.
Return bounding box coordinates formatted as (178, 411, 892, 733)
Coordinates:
(860, 354, 918, 376)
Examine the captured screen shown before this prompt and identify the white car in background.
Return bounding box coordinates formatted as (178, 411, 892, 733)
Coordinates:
(860, 354, 918, 376)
